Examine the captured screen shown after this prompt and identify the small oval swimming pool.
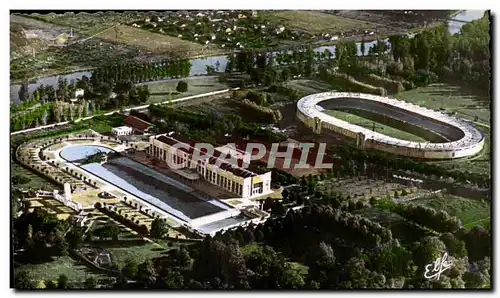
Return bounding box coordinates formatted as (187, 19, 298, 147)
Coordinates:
(60, 145, 113, 162)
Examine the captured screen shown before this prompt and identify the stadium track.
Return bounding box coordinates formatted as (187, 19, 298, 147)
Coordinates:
(296, 92, 484, 160)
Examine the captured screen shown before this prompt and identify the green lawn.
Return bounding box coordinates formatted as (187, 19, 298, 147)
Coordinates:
(14, 256, 110, 286)
(11, 160, 59, 190)
(86, 210, 180, 269)
(145, 76, 228, 104)
(324, 109, 426, 142)
(395, 83, 491, 176)
(428, 126, 491, 176)
(87, 114, 126, 134)
(105, 241, 176, 269)
(395, 83, 490, 125)
(413, 195, 490, 229)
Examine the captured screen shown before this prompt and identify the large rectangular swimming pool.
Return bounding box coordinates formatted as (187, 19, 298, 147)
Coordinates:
(82, 156, 232, 222)
(58, 144, 233, 222)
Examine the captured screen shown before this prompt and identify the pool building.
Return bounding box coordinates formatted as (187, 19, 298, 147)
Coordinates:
(149, 133, 274, 200)
(59, 143, 269, 237)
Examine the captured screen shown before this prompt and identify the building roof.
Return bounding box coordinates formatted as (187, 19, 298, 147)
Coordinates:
(154, 134, 269, 178)
(123, 115, 153, 132)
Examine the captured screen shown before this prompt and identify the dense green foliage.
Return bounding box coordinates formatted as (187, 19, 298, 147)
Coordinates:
(388, 13, 490, 88)
(176, 80, 188, 93)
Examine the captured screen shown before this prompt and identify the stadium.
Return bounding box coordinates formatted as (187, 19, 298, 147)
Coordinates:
(296, 92, 485, 160)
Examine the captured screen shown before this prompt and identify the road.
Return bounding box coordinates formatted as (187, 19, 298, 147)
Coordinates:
(10, 87, 238, 136)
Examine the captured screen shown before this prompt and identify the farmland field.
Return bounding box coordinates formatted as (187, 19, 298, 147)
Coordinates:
(24, 11, 145, 36)
(264, 11, 376, 34)
(412, 195, 490, 230)
(96, 25, 211, 57)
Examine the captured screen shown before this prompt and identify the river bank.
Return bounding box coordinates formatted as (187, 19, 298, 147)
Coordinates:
(10, 10, 485, 104)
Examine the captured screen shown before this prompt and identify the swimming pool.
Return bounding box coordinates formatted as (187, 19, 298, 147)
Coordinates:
(60, 145, 112, 162)
(60, 145, 232, 222)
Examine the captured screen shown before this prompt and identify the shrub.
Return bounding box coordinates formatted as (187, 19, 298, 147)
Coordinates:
(246, 91, 267, 106)
(318, 67, 387, 96)
(176, 81, 188, 93)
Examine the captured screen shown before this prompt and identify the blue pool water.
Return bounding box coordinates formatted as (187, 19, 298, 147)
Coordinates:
(60, 145, 112, 162)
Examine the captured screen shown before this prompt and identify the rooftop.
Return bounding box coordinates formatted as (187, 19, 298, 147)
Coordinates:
(123, 115, 153, 132)
(112, 126, 132, 133)
(154, 134, 269, 178)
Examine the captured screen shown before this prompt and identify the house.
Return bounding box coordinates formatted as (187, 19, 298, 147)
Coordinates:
(123, 115, 154, 134)
(112, 126, 133, 136)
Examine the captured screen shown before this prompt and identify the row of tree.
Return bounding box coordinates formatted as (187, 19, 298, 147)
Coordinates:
(329, 144, 490, 188)
(91, 59, 191, 85)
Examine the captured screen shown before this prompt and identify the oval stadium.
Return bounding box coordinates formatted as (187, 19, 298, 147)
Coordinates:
(296, 92, 485, 160)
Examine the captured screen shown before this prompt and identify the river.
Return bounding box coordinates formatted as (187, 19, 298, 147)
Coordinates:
(10, 10, 485, 105)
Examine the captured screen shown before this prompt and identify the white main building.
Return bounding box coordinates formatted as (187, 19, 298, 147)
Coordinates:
(149, 133, 273, 200)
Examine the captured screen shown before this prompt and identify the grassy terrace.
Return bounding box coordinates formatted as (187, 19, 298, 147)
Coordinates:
(323, 109, 426, 142)
(85, 208, 184, 269)
(413, 195, 490, 230)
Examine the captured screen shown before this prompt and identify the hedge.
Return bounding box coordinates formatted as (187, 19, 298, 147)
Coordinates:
(318, 67, 387, 96)
(94, 202, 149, 235)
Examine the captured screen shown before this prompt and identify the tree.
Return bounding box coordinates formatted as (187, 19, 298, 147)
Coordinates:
(57, 274, 69, 289)
(150, 218, 168, 239)
(412, 236, 447, 274)
(170, 247, 192, 268)
(246, 91, 267, 106)
(308, 242, 335, 269)
(84, 277, 98, 289)
(136, 260, 158, 286)
(161, 268, 185, 289)
(93, 224, 120, 241)
(121, 259, 138, 280)
(53, 233, 69, 256)
(14, 271, 36, 289)
(45, 280, 58, 289)
(440, 232, 467, 258)
(192, 239, 248, 288)
(176, 80, 188, 93)
(271, 201, 286, 217)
